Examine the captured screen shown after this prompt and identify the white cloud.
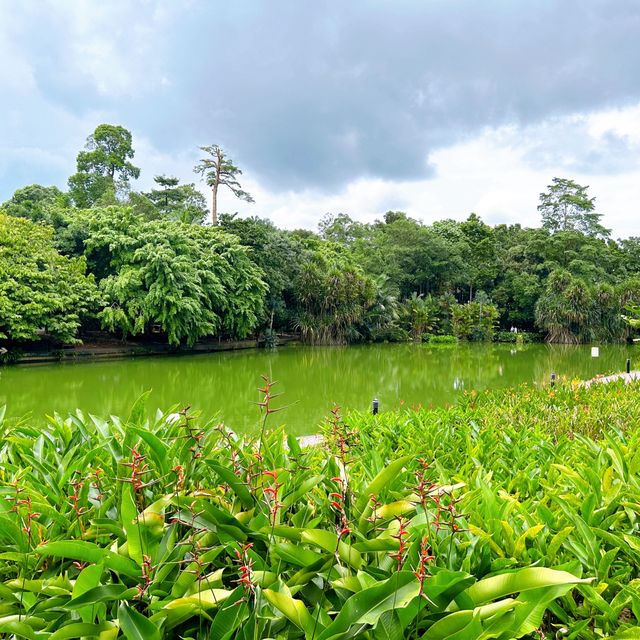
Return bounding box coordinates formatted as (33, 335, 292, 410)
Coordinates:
(217, 102, 640, 239)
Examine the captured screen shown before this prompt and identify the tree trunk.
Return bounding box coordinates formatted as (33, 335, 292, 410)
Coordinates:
(211, 182, 218, 226)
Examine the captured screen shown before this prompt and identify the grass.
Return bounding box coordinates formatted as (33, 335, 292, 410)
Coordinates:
(0, 378, 638, 638)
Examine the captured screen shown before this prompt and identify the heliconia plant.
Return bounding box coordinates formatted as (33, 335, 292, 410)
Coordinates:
(2, 378, 638, 638)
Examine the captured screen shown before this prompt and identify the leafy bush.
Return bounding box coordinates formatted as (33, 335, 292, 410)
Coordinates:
(451, 301, 499, 341)
(0, 382, 598, 639)
(423, 334, 459, 345)
(349, 380, 640, 636)
(84, 207, 267, 346)
(0, 213, 100, 344)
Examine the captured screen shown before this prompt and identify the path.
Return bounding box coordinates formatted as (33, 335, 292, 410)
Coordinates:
(581, 371, 640, 388)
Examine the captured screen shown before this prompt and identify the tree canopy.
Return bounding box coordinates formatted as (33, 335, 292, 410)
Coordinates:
(538, 178, 610, 238)
(3, 119, 640, 348)
(0, 214, 99, 343)
(83, 208, 266, 346)
(68, 124, 141, 207)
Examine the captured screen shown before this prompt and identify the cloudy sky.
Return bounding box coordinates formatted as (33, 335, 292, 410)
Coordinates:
(1, 0, 640, 237)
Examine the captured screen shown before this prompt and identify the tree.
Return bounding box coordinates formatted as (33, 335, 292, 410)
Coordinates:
(145, 175, 209, 224)
(401, 293, 438, 341)
(535, 269, 595, 343)
(460, 213, 498, 300)
(293, 242, 375, 344)
(0, 213, 99, 344)
(68, 124, 140, 208)
(193, 145, 254, 225)
(318, 213, 366, 245)
(219, 214, 305, 331)
(2, 184, 68, 223)
(83, 208, 266, 346)
(451, 299, 499, 341)
(538, 178, 610, 238)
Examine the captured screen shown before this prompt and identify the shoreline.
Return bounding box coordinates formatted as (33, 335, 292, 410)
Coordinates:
(1, 334, 300, 366)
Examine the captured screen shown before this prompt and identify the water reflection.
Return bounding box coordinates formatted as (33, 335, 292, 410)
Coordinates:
(0, 343, 635, 434)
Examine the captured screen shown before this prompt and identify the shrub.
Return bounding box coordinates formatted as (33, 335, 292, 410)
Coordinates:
(0, 381, 600, 638)
(423, 333, 459, 344)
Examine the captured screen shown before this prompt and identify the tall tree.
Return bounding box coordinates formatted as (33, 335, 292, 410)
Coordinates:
(68, 124, 140, 208)
(193, 145, 253, 225)
(535, 269, 596, 343)
(145, 175, 208, 224)
(538, 177, 610, 238)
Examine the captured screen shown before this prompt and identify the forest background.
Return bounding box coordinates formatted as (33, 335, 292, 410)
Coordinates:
(2, 124, 640, 350)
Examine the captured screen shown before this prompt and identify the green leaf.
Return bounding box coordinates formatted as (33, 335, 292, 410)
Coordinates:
(71, 563, 104, 623)
(272, 542, 325, 568)
(0, 616, 38, 640)
(121, 482, 143, 564)
(49, 622, 116, 640)
(67, 584, 139, 609)
(452, 567, 590, 610)
(127, 391, 151, 428)
(424, 599, 518, 639)
(36, 540, 141, 578)
(209, 587, 250, 640)
(301, 529, 362, 569)
(374, 610, 404, 640)
(131, 426, 170, 476)
(355, 455, 413, 514)
(119, 603, 162, 640)
(263, 589, 317, 637)
(206, 461, 253, 508)
(318, 571, 420, 640)
(281, 475, 324, 509)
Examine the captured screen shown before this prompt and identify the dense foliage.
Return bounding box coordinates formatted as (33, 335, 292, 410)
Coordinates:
(0, 214, 99, 343)
(3, 123, 640, 348)
(0, 382, 640, 640)
(81, 208, 266, 346)
(2, 380, 640, 637)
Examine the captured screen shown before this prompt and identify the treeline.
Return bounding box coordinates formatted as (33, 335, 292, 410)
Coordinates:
(2, 124, 640, 348)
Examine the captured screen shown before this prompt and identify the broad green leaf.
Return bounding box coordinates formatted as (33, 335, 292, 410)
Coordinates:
(206, 461, 253, 508)
(119, 603, 162, 640)
(49, 622, 116, 640)
(66, 584, 139, 609)
(318, 571, 420, 640)
(36, 540, 141, 578)
(121, 482, 143, 564)
(209, 587, 250, 640)
(71, 563, 104, 623)
(425, 599, 518, 639)
(301, 529, 362, 569)
(355, 455, 413, 514)
(263, 588, 316, 636)
(272, 542, 325, 568)
(452, 567, 590, 610)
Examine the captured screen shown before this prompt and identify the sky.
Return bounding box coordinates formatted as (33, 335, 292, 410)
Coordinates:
(1, 0, 640, 237)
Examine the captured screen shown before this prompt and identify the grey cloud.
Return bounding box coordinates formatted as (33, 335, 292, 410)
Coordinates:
(175, 0, 640, 189)
(2, 0, 640, 198)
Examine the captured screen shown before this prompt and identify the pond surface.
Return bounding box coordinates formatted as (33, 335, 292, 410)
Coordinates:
(0, 343, 635, 434)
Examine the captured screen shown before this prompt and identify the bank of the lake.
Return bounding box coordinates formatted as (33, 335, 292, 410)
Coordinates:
(1, 342, 636, 434)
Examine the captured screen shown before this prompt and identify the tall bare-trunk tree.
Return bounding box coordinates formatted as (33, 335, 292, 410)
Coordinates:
(193, 145, 254, 225)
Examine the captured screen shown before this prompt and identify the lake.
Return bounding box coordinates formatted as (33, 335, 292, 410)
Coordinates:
(0, 343, 635, 434)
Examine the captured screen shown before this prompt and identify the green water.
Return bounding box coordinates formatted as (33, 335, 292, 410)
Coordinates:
(0, 343, 635, 434)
